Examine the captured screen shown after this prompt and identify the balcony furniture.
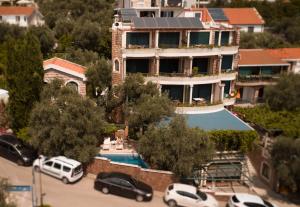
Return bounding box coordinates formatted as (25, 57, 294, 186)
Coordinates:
(193, 97, 206, 105)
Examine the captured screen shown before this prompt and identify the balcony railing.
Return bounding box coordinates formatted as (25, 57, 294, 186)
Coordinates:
(126, 44, 149, 49)
(238, 74, 280, 82)
(159, 72, 186, 77)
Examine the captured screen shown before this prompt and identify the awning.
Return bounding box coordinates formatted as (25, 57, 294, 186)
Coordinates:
(182, 109, 253, 131)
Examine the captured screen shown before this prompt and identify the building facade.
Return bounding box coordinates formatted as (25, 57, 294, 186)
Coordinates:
(112, 13, 239, 106)
(0, 6, 44, 27)
(43, 57, 87, 96)
(236, 49, 290, 104)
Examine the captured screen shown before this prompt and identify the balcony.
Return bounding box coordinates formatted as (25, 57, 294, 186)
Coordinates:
(236, 75, 280, 86)
(122, 46, 239, 58)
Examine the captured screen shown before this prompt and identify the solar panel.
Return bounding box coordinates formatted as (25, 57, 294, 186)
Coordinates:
(208, 8, 228, 21)
(167, 17, 179, 28)
(144, 18, 157, 28)
(132, 17, 203, 29)
(120, 9, 138, 22)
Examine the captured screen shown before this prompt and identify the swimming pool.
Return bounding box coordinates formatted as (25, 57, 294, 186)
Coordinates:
(97, 154, 149, 168)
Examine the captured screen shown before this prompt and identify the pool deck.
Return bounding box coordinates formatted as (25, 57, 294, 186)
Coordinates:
(100, 144, 137, 154)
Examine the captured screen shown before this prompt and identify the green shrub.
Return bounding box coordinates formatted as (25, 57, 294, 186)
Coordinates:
(209, 130, 259, 152)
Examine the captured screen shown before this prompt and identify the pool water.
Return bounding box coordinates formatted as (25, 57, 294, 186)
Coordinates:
(97, 154, 149, 168)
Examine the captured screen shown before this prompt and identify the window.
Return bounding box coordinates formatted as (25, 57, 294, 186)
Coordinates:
(114, 59, 119, 72)
(161, 11, 174, 17)
(195, 12, 202, 19)
(220, 31, 230, 46)
(159, 32, 180, 48)
(16, 16, 20, 22)
(45, 161, 53, 167)
(66, 81, 78, 92)
(184, 192, 198, 200)
(119, 179, 133, 188)
(196, 190, 207, 200)
(248, 26, 254, 33)
(214, 31, 219, 46)
(0, 16, 2, 21)
(126, 32, 149, 48)
(232, 195, 240, 203)
(63, 166, 71, 172)
(221, 55, 233, 71)
(8, 146, 17, 153)
(24, 16, 27, 22)
(261, 162, 270, 179)
(190, 32, 210, 46)
(244, 202, 265, 207)
(222, 81, 231, 97)
(53, 163, 61, 170)
(0, 141, 9, 149)
(176, 191, 198, 200)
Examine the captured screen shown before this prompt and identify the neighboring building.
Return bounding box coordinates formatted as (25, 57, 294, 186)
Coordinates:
(236, 49, 290, 104)
(267, 48, 300, 74)
(112, 13, 240, 106)
(43, 57, 87, 96)
(0, 6, 44, 27)
(208, 8, 264, 33)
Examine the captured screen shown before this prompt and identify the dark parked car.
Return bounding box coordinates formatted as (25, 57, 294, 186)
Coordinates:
(0, 134, 37, 166)
(94, 172, 153, 202)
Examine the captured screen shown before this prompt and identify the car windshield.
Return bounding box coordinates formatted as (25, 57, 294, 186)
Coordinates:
(196, 190, 207, 200)
(263, 200, 274, 207)
(15, 144, 27, 152)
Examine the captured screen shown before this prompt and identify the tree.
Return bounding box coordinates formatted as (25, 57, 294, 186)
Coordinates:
(127, 93, 174, 137)
(264, 74, 300, 111)
(120, 74, 174, 138)
(85, 58, 112, 98)
(271, 137, 300, 193)
(71, 20, 102, 52)
(138, 116, 214, 177)
(6, 33, 44, 132)
(29, 26, 56, 57)
(29, 79, 107, 163)
(239, 32, 290, 49)
(0, 178, 16, 207)
(56, 48, 100, 66)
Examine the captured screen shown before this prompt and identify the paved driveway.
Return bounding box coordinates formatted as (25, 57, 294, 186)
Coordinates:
(0, 157, 167, 207)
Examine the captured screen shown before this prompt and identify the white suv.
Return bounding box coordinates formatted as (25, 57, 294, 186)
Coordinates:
(33, 155, 83, 184)
(164, 183, 219, 207)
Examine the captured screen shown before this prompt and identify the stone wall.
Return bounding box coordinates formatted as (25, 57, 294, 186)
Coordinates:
(44, 69, 86, 96)
(87, 157, 175, 192)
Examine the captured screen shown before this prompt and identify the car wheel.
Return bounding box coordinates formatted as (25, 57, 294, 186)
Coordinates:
(102, 187, 109, 194)
(62, 177, 69, 184)
(34, 166, 40, 172)
(136, 195, 143, 202)
(168, 200, 177, 207)
(17, 159, 24, 166)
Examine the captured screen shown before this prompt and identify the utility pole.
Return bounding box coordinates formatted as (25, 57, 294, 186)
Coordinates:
(32, 167, 36, 207)
(39, 158, 44, 206)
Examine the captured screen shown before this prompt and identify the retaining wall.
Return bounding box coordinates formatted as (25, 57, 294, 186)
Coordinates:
(87, 157, 174, 192)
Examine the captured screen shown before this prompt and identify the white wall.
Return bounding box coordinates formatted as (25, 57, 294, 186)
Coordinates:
(292, 61, 300, 74)
(237, 25, 264, 33)
(0, 13, 44, 27)
(1, 15, 28, 27)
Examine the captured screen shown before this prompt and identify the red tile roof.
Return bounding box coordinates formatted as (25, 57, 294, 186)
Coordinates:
(0, 6, 35, 16)
(238, 49, 288, 66)
(43, 57, 86, 74)
(266, 48, 300, 60)
(223, 8, 265, 25)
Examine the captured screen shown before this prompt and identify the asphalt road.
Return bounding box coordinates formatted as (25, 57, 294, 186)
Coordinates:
(0, 157, 167, 207)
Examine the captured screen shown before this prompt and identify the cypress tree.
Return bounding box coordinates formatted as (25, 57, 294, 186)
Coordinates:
(6, 32, 44, 131)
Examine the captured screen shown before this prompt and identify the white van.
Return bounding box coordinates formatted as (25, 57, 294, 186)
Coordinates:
(33, 155, 83, 184)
